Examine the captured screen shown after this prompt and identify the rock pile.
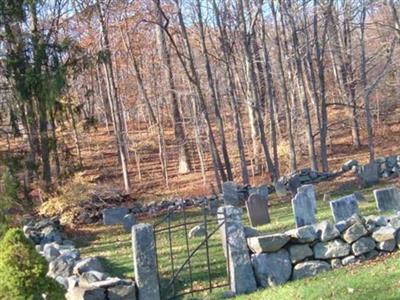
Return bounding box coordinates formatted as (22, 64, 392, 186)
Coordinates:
(275, 168, 346, 195)
(23, 219, 136, 300)
(248, 212, 400, 289)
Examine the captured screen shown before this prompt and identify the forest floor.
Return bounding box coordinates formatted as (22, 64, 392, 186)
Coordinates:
(70, 178, 400, 299)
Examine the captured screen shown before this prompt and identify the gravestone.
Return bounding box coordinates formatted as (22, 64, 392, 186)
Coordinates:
(246, 193, 270, 227)
(357, 162, 380, 187)
(374, 187, 400, 212)
(291, 185, 317, 228)
(330, 195, 359, 223)
(103, 208, 129, 225)
(223, 181, 240, 206)
(249, 185, 269, 201)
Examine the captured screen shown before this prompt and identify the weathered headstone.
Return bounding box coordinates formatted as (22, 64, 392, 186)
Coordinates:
(330, 195, 359, 223)
(132, 224, 160, 300)
(222, 181, 240, 206)
(357, 162, 380, 186)
(246, 193, 270, 227)
(373, 187, 400, 212)
(103, 208, 129, 225)
(218, 206, 257, 294)
(248, 185, 269, 201)
(291, 184, 317, 228)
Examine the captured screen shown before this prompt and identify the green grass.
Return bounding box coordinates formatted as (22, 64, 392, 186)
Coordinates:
(71, 181, 400, 299)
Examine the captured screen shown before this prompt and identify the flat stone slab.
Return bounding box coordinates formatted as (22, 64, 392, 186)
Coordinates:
(103, 208, 129, 225)
(246, 193, 270, 227)
(292, 185, 317, 228)
(330, 195, 359, 223)
(374, 187, 400, 212)
(247, 233, 290, 253)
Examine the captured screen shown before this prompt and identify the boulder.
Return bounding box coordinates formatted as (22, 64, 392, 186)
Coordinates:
(342, 159, 358, 172)
(313, 239, 350, 259)
(102, 208, 129, 226)
(372, 226, 396, 242)
(79, 271, 108, 287)
(67, 275, 80, 290)
(351, 237, 376, 256)
(330, 258, 342, 269)
(247, 234, 290, 253)
(108, 284, 137, 300)
(65, 287, 106, 300)
(315, 221, 340, 242)
(341, 255, 357, 266)
(360, 249, 379, 261)
(73, 257, 105, 275)
(41, 225, 62, 245)
(251, 249, 292, 288)
(286, 225, 317, 243)
(44, 244, 61, 262)
(292, 260, 331, 280)
(389, 215, 400, 230)
(342, 222, 368, 243)
(48, 254, 76, 278)
(288, 244, 313, 264)
(188, 224, 206, 239)
(122, 214, 136, 233)
(377, 239, 396, 252)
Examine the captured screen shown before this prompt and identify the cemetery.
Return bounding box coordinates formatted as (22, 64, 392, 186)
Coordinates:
(21, 168, 400, 299)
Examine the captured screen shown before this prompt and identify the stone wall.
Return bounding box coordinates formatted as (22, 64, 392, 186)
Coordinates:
(247, 212, 400, 289)
(23, 219, 136, 300)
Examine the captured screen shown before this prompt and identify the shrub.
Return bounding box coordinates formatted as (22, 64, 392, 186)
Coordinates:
(0, 228, 65, 300)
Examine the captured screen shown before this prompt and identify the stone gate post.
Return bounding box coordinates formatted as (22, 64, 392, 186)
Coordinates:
(218, 205, 257, 295)
(132, 223, 160, 300)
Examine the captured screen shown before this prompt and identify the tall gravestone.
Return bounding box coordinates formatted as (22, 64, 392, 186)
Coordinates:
(374, 187, 400, 212)
(132, 224, 160, 300)
(218, 206, 257, 294)
(292, 184, 317, 228)
(330, 195, 359, 223)
(246, 193, 270, 227)
(223, 181, 240, 206)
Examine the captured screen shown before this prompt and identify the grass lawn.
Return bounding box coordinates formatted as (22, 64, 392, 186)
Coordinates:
(70, 181, 400, 299)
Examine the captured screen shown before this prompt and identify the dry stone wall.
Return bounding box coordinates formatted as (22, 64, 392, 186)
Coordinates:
(247, 212, 400, 289)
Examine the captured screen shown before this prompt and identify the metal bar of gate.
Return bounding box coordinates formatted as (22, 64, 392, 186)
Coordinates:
(182, 204, 194, 295)
(203, 205, 213, 293)
(167, 211, 175, 296)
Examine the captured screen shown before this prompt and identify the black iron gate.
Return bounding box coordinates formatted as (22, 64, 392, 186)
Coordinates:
(153, 204, 231, 299)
